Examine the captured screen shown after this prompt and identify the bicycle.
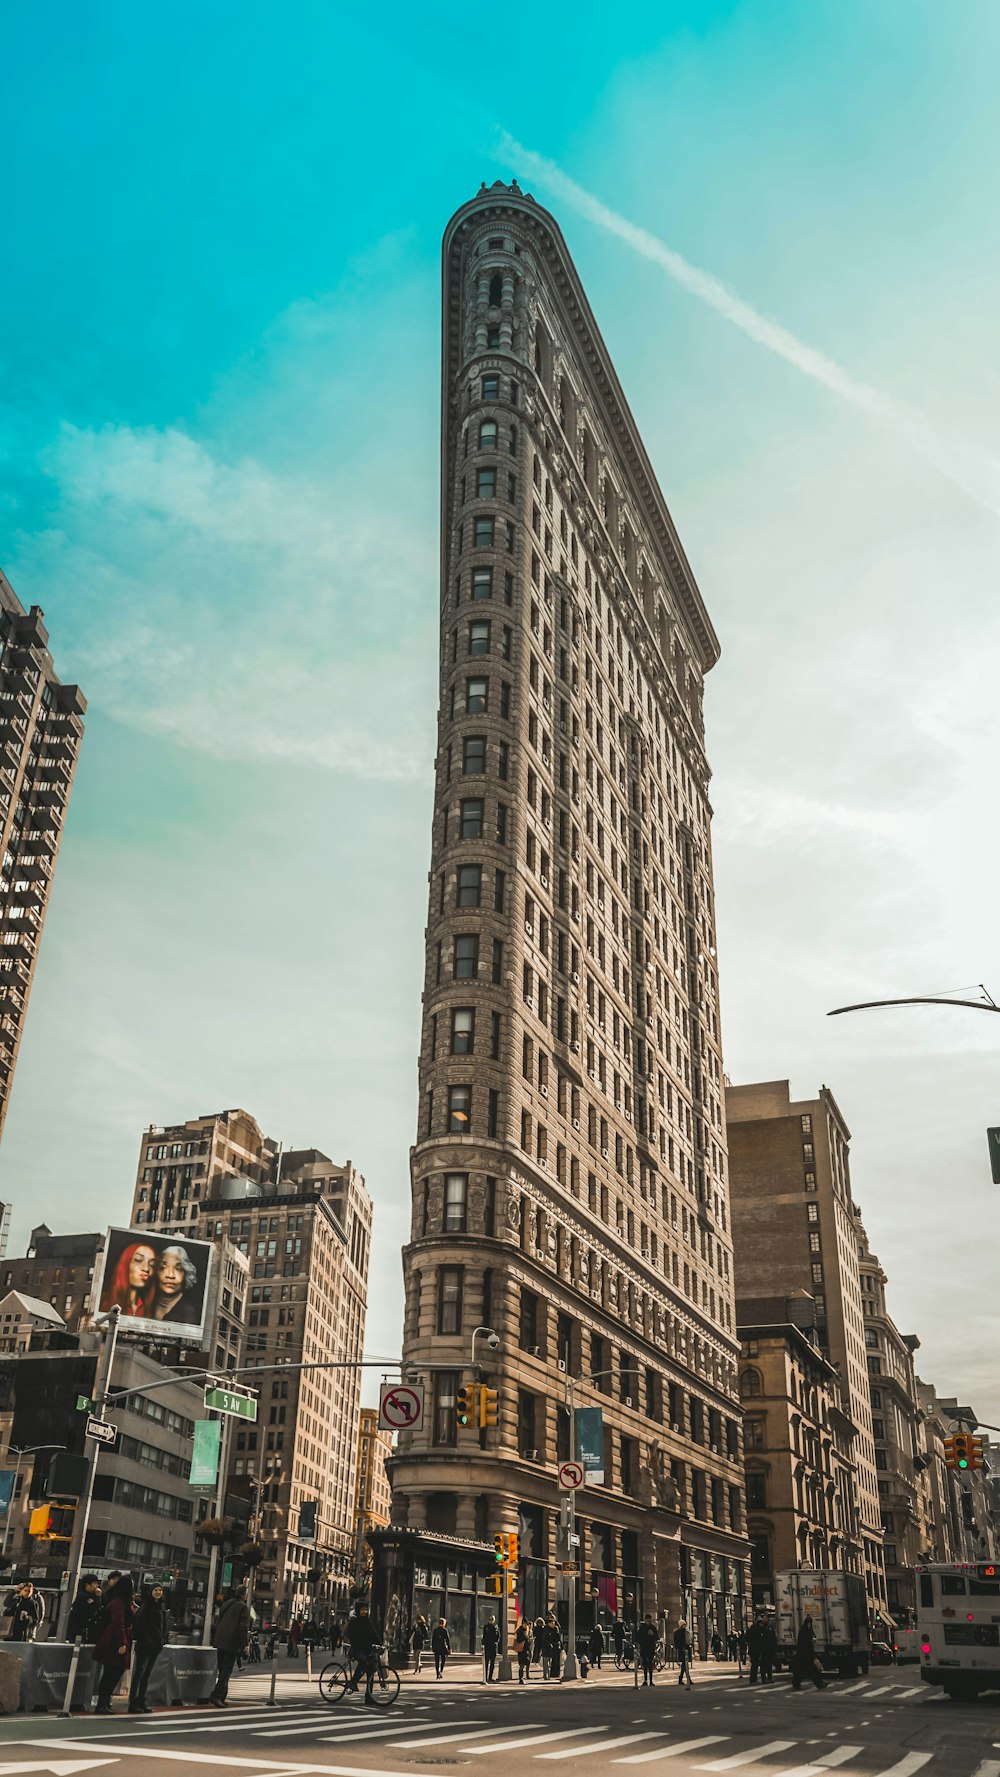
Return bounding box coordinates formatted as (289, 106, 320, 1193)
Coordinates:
(615, 1641, 635, 1670)
(318, 1642, 401, 1708)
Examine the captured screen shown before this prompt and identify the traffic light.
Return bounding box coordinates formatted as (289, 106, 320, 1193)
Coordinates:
(968, 1436, 986, 1472)
(480, 1386, 499, 1429)
(493, 1533, 505, 1566)
(945, 1434, 974, 1471)
(505, 1532, 519, 1567)
(456, 1384, 477, 1429)
(28, 1503, 75, 1542)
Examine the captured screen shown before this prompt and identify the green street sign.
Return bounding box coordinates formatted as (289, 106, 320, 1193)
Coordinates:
(988, 1127, 1000, 1186)
(204, 1385, 258, 1422)
(75, 1395, 94, 1413)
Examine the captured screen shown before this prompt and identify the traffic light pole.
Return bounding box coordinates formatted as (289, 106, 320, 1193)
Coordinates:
(201, 1411, 234, 1646)
(562, 1379, 578, 1682)
(56, 1306, 121, 1641)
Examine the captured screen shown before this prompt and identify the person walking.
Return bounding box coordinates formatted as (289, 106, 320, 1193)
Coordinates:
(791, 1615, 826, 1692)
(544, 1614, 563, 1680)
(637, 1614, 659, 1686)
(482, 1613, 500, 1683)
(515, 1617, 533, 1684)
(288, 1616, 302, 1659)
(129, 1583, 168, 1713)
(673, 1619, 693, 1688)
(746, 1617, 766, 1685)
(738, 1627, 749, 1674)
(612, 1616, 626, 1664)
(710, 1630, 723, 1661)
(6, 1582, 43, 1642)
(431, 1616, 451, 1680)
(207, 1585, 251, 1706)
(93, 1574, 134, 1714)
(408, 1614, 429, 1674)
(345, 1602, 378, 1703)
(587, 1623, 603, 1671)
(533, 1617, 548, 1678)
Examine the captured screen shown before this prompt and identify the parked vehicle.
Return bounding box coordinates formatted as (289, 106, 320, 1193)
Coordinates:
(774, 1571, 870, 1678)
(892, 1625, 921, 1664)
(916, 1561, 1000, 1700)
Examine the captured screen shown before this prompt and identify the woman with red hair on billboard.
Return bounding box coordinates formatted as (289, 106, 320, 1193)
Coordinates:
(102, 1242, 156, 1317)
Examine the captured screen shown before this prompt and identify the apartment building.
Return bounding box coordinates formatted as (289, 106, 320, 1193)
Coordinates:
(855, 1211, 923, 1617)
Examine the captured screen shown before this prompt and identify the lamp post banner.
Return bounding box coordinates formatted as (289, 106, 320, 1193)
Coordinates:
(189, 1418, 222, 1488)
(575, 1407, 605, 1484)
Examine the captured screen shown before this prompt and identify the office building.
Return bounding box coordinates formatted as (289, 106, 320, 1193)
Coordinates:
(855, 1212, 923, 1617)
(0, 1224, 103, 1331)
(726, 1079, 885, 1609)
(354, 1407, 392, 1581)
(387, 181, 747, 1657)
(0, 573, 86, 1143)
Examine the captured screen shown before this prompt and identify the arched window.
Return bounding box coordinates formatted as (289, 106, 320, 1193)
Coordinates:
(479, 420, 497, 450)
(488, 272, 503, 307)
(740, 1367, 762, 1399)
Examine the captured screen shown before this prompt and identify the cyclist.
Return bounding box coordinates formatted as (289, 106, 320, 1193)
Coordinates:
(612, 1616, 626, 1665)
(345, 1602, 378, 1704)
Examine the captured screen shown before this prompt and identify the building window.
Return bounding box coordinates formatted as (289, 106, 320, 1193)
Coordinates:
(457, 864, 481, 906)
(800, 1115, 812, 1133)
(443, 1174, 468, 1233)
(744, 1418, 765, 1450)
(448, 1085, 471, 1133)
(482, 375, 500, 400)
(471, 567, 492, 600)
(453, 934, 479, 979)
(740, 1368, 762, 1399)
(806, 1203, 819, 1224)
(477, 467, 496, 498)
(517, 1390, 537, 1458)
(746, 1472, 767, 1509)
(750, 1534, 770, 1577)
(469, 620, 491, 655)
(459, 799, 484, 839)
(437, 1267, 463, 1335)
(479, 421, 497, 449)
(433, 1371, 458, 1445)
(811, 1262, 823, 1284)
(519, 1289, 538, 1352)
(474, 516, 495, 548)
(487, 1087, 499, 1137)
(463, 735, 486, 773)
(451, 1007, 474, 1054)
(809, 1232, 821, 1253)
(466, 678, 488, 714)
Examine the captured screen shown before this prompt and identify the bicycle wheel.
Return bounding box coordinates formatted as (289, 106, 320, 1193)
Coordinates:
(614, 1652, 625, 1670)
(318, 1661, 351, 1703)
(653, 1652, 665, 1672)
(368, 1661, 401, 1707)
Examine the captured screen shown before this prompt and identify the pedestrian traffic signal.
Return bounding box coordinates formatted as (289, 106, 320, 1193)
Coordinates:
(456, 1384, 477, 1428)
(28, 1503, 75, 1541)
(493, 1533, 505, 1566)
(479, 1385, 499, 1428)
(945, 1434, 975, 1471)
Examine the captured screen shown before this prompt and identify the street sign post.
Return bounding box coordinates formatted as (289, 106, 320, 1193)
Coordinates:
(378, 1382, 424, 1431)
(84, 1418, 117, 1448)
(203, 1385, 258, 1422)
(558, 1460, 584, 1491)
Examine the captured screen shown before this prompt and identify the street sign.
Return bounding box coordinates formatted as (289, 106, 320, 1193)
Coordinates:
(379, 1382, 424, 1431)
(204, 1385, 258, 1422)
(84, 1417, 118, 1448)
(988, 1127, 1000, 1184)
(558, 1460, 584, 1491)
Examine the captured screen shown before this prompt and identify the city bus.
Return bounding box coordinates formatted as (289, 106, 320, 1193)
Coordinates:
(915, 1561, 1000, 1700)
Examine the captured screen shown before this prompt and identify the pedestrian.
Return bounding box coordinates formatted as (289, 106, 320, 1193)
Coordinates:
(129, 1583, 168, 1714)
(346, 1602, 378, 1703)
(288, 1615, 302, 1658)
(93, 1574, 134, 1714)
(482, 1613, 500, 1682)
(673, 1619, 693, 1688)
(515, 1618, 533, 1684)
(727, 1631, 738, 1663)
(408, 1613, 429, 1674)
(738, 1628, 749, 1674)
(710, 1630, 723, 1661)
(533, 1617, 548, 1677)
(637, 1613, 658, 1686)
(207, 1584, 251, 1707)
(67, 1575, 104, 1644)
(792, 1615, 826, 1691)
(544, 1614, 563, 1680)
(431, 1616, 451, 1680)
(5, 1582, 43, 1643)
(612, 1615, 626, 1664)
(587, 1623, 603, 1670)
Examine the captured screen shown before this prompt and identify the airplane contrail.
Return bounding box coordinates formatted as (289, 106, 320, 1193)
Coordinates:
(496, 132, 1000, 518)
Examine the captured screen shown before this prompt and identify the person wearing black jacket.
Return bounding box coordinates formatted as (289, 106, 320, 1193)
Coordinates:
(6, 1583, 43, 1642)
(431, 1617, 451, 1679)
(408, 1614, 429, 1674)
(587, 1624, 604, 1670)
(543, 1615, 563, 1680)
(207, 1585, 250, 1706)
(637, 1614, 659, 1686)
(346, 1604, 378, 1703)
(129, 1584, 169, 1713)
(67, 1576, 104, 1644)
(792, 1615, 826, 1691)
(482, 1614, 501, 1682)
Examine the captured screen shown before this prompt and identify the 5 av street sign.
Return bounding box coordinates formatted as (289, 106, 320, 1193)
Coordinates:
(204, 1385, 258, 1422)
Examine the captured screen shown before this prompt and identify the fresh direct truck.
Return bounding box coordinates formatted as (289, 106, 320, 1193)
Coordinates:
(774, 1570, 871, 1677)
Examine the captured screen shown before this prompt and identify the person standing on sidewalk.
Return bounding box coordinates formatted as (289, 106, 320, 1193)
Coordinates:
(637, 1614, 659, 1686)
(544, 1614, 563, 1680)
(93, 1575, 134, 1714)
(129, 1584, 168, 1713)
(431, 1616, 451, 1679)
(587, 1623, 603, 1670)
(612, 1616, 626, 1664)
(207, 1585, 250, 1707)
(482, 1613, 500, 1682)
(673, 1619, 693, 1688)
(515, 1617, 533, 1683)
(408, 1614, 429, 1674)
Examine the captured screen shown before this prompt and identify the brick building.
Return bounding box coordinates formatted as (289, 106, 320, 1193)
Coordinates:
(0, 573, 86, 1143)
(855, 1211, 923, 1618)
(0, 1224, 103, 1329)
(726, 1080, 885, 1610)
(354, 1406, 392, 1581)
(386, 181, 747, 1659)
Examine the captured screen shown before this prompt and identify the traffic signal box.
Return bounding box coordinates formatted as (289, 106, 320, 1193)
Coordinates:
(28, 1503, 75, 1542)
(456, 1384, 476, 1429)
(945, 1434, 986, 1472)
(479, 1386, 499, 1428)
(489, 1533, 519, 1592)
(456, 1382, 500, 1430)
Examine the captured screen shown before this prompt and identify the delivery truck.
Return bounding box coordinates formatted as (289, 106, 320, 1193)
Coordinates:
(774, 1570, 871, 1677)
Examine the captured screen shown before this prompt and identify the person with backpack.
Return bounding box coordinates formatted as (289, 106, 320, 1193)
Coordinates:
(408, 1613, 429, 1674)
(515, 1617, 533, 1683)
(431, 1616, 451, 1679)
(673, 1619, 693, 1688)
(129, 1583, 169, 1713)
(206, 1584, 250, 1706)
(93, 1574, 134, 1714)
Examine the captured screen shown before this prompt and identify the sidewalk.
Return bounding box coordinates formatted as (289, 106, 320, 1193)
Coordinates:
(223, 1652, 750, 1701)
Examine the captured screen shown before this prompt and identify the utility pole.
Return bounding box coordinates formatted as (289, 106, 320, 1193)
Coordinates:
(57, 1307, 121, 1640)
(201, 1412, 234, 1646)
(562, 1378, 578, 1681)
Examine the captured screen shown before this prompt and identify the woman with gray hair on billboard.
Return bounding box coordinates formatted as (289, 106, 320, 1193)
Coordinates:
(150, 1244, 199, 1324)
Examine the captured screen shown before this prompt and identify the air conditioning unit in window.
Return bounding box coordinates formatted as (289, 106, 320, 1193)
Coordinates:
(526, 994, 534, 1008)
(527, 1447, 541, 1462)
(525, 921, 534, 936)
(529, 1345, 541, 1357)
(601, 1148, 609, 1159)
(571, 971, 580, 984)
(624, 1396, 634, 1409)
(540, 1084, 548, 1097)
(557, 1358, 566, 1372)
(625, 1111, 632, 1122)
(572, 1118, 581, 1130)
(570, 1040, 580, 1053)
(540, 875, 549, 889)
(535, 1247, 546, 1259)
(670, 1423, 681, 1434)
(544, 817, 552, 829)
(591, 1289, 601, 1301)
(573, 792, 581, 806)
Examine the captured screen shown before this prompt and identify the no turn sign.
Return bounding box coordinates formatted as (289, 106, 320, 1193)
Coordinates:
(379, 1382, 425, 1432)
(558, 1460, 584, 1491)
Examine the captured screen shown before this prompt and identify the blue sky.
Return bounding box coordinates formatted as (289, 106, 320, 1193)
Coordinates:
(3, 0, 1000, 1413)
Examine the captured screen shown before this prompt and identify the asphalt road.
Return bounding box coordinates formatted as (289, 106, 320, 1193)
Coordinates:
(0, 1666, 997, 1777)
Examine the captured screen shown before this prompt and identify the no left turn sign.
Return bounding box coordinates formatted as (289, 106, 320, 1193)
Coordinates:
(379, 1382, 425, 1431)
(558, 1460, 584, 1491)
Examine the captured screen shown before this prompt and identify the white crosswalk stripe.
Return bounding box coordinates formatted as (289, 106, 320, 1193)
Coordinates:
(892, 1687, 925, 1699)
(616, 1736, 730, 1764)
(775, 1748, 865, 1777)
(839, 1681, 868, 1694)
(972, 1761, 1000, 1777)
(537, 1733, 666, 1759)
(695, 1742, 797, 1770)
(469, 1727, 610, 1754)
(390, 1724, 537, 1748)
(866, 1686, 896, 1697)
(876, 1758, 932, 1777)
(254, 1713, 432, 1738)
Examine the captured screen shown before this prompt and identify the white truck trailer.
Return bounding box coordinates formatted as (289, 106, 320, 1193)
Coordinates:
(774, 1570, 871, 1677)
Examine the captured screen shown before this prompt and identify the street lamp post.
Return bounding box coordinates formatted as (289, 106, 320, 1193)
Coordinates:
(561, 1366, 618, 1683)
